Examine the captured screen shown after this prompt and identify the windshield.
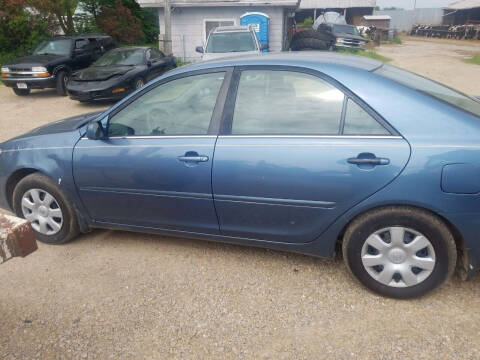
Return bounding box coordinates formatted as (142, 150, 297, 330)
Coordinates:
(32, 39, 72, 56)
(332, 24, 359, 35)
(94, 49, 145, 66)
(374, 64, 480, 117)
(206, 32, 257, 53)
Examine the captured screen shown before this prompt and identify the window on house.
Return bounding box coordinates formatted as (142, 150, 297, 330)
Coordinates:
(205, 20, 235, 41)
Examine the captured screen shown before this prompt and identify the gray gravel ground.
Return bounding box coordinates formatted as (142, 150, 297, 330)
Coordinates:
(1, 38, 480, 359)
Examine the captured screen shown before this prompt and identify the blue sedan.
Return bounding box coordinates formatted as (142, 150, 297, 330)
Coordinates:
(1, 52, 479, 298)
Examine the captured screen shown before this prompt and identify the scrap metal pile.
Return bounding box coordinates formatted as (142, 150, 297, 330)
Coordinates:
(0, 214, 37, 265)
(411, 24, 480, 40)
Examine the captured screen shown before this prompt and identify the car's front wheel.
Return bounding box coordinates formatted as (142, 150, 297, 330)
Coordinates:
(342, 207, 456, 298)
(13, 173, 79, 244)
(56, 70, 69, 96)
(134, 77, 145, 90)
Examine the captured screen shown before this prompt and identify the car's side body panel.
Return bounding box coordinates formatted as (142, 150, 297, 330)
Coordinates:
(72, 136, 220, 234)
(212, 136, 410, 243)
(0, 132, 83, 217)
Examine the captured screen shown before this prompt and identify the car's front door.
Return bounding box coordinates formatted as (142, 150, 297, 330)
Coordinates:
(212, 67, 411, 243)
(73, 69, 231, 234)
(72, 39, 92, 69)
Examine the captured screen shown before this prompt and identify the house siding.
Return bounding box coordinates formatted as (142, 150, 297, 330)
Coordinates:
(157, 7, 286, 61)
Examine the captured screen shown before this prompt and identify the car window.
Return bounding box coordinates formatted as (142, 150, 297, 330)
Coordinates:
(231, 70, 345, 135)
(94, 49, 145, 66)
(205, 21, 235, 41)
(206, 32, 257, 53)
(149, 49, 164, 60)
(343, 99, 390, 135)
(109, 72, 225, 137)
(75, 39, 89, 49)
(375, 64, 480, 118)
(32, 39, 72, 56)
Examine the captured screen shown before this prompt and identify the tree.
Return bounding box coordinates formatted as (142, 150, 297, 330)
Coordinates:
(97, 0, 144, 44)
(79, 0, 159, 43)
(0, 0, 49, 65)
(27, 0, 78, 35)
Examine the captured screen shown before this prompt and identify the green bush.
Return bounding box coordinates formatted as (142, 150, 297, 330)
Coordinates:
(297, 17, 314, 29)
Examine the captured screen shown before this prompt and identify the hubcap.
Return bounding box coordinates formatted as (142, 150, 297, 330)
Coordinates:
(361, 227, 436, 288)
(21, 189, 63, 235)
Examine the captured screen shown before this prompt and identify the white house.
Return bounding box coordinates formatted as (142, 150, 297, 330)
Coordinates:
(136, 0, 376, 61)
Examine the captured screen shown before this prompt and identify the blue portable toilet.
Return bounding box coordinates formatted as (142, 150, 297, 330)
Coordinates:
(240, 12, 270, 52)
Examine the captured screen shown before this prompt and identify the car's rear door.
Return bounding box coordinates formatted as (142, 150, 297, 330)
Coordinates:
(212, 66, 411, 243)
(73, 68, 232, 234)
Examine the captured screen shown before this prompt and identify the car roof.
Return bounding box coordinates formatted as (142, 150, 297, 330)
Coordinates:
(180, 51, 383, 72)
(50, 34, 111, 40)
(212, 25, 253, 33)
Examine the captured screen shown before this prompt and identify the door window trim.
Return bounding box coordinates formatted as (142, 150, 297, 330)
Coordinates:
(106, 67, 234, 137)
(220, 65, 400, 137)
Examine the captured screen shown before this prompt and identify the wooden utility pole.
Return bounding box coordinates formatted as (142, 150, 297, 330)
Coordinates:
(164, 0, 172, 55)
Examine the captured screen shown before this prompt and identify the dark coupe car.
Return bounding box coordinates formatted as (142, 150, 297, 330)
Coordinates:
(1, 53, 480, 298)
(67, 47, 176, 102)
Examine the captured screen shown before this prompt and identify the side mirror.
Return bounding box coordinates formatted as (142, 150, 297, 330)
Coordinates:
(260, 44, 269, 51)
(195, 46, 204, 54)
(86, 120, 106, 140)
(147, 60, 152, 67)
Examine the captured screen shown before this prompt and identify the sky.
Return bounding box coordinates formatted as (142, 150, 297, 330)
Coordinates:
(376, 0, 452, 9)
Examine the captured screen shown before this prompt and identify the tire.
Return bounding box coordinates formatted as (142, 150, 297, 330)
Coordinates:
(13, 173, 79, 244)
(290, 37, 328, 51)
(13, 88, 31, 96)
(342, 207, 456, 299)
(55, 70, 69, 96)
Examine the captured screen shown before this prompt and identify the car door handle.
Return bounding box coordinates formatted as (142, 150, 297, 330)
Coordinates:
(347, 157, 390, 165)
(177, 155, 209, 162)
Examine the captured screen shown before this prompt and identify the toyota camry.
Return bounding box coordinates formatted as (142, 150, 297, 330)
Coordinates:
(1, 52, 479, 298)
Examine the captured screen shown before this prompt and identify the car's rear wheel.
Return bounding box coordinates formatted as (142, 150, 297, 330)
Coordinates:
(13, 173, 79, 244)
(342, 207, 456, 298)
(56, 70, 69, 96)
(13, 88, 31, 96)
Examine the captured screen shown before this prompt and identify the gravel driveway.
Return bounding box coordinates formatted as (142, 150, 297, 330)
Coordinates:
(1, 38, 480, 359)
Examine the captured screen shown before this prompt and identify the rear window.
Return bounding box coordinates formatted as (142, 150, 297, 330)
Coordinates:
(374, 64, 480, 117)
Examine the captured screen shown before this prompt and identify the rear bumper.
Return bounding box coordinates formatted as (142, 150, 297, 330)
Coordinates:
(2, 76, 56, 89)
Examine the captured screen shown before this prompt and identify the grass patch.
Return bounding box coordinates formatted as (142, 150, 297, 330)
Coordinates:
(381, 37, 402, 45)
(176, 58, 193, 67)
(465, 54, 480, 65)
(392, 37, 402, 44)
(338, 49, 392, 62)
